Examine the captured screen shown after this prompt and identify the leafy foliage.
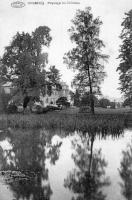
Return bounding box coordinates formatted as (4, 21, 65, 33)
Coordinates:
(0, 27, 62, 110)
(7, 104, 18, 113)
(73, 89, 81, 106)
(117, 10, 132, 100)
(64, 7, 108, 113)
(0, 26, 52, 106)
(80, 92, 99, 107)
(99, 98, 111, 108)
(123, 96, 132, 107)
(46, 65, 62, 96)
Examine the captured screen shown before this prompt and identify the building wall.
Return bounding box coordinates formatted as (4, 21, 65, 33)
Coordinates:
(1, 81, 71, 107)
(3, 86, 11, 94)
(1, 82, 13, 94)
(40, 82, 70, 107)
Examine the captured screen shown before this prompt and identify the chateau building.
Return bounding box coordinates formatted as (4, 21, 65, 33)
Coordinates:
(40, 81, 70, 107)
(0, 82, 13, 94)
(1, 81, 71, 107)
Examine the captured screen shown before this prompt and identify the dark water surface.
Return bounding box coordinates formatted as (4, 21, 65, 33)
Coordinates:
(0, 127, 132, 200)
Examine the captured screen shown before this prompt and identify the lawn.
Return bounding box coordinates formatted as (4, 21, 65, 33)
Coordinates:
(60, 106, 131, 114)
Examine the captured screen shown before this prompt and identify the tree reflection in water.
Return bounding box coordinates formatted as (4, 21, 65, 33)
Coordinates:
(119, 138, 132, 200)
(64, 132, 110, 200)
(0, 129, 62, 200)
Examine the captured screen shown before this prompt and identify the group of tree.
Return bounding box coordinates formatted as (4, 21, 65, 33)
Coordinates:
(64, 7, 132, 112)
(0, 26, 62, 111)
(72, 91, 116, 108)
(0, 7, 132, 113)
(98, 98, 116, 109)
(117, 10, 132, 107)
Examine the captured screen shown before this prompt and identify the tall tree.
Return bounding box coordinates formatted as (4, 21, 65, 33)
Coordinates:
(0, 26, 52, 109)
(64, 7, 108, 114)
(117, 10, 132, 102)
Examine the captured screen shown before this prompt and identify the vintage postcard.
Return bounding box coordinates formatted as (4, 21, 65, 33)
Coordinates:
(0, 0, 132, 199)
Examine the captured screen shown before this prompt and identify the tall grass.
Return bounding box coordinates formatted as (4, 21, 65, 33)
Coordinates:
(0, 112, 127, 133)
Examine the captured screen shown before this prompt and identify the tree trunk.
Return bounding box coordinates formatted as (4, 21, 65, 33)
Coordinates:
(87, 66, 95, 114)
(90, 91, 94, 114)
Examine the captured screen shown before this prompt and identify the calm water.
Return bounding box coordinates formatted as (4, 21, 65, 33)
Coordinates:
(0, 128, 131, 200)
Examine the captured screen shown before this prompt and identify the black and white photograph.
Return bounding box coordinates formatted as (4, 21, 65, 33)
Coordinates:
(0, 0, 132, 199)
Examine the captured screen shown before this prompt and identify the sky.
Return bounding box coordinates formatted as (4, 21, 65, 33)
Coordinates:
(0, 0, 132, 100)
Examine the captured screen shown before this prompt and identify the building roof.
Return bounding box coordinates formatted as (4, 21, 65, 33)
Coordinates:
(2, 82, 12, 87)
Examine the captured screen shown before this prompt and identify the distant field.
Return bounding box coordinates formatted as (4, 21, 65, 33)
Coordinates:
(95, 107, 131, 114)
(59, 106, 132, 115)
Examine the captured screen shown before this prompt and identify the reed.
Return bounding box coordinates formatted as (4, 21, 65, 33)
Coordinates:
(0, 112, 127, 132)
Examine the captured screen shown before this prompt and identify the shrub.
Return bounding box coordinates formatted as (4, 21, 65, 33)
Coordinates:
(7, 104, 17, 113)
(35, 105, 43, 114)
(56, 97, 70, 108)
(43, 107, 50, 113)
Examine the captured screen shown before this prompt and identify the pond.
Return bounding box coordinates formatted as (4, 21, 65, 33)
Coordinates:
(0, 127, 131, 200)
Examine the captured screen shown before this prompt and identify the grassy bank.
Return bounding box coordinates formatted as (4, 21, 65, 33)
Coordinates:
(0, 109, 129, 134)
